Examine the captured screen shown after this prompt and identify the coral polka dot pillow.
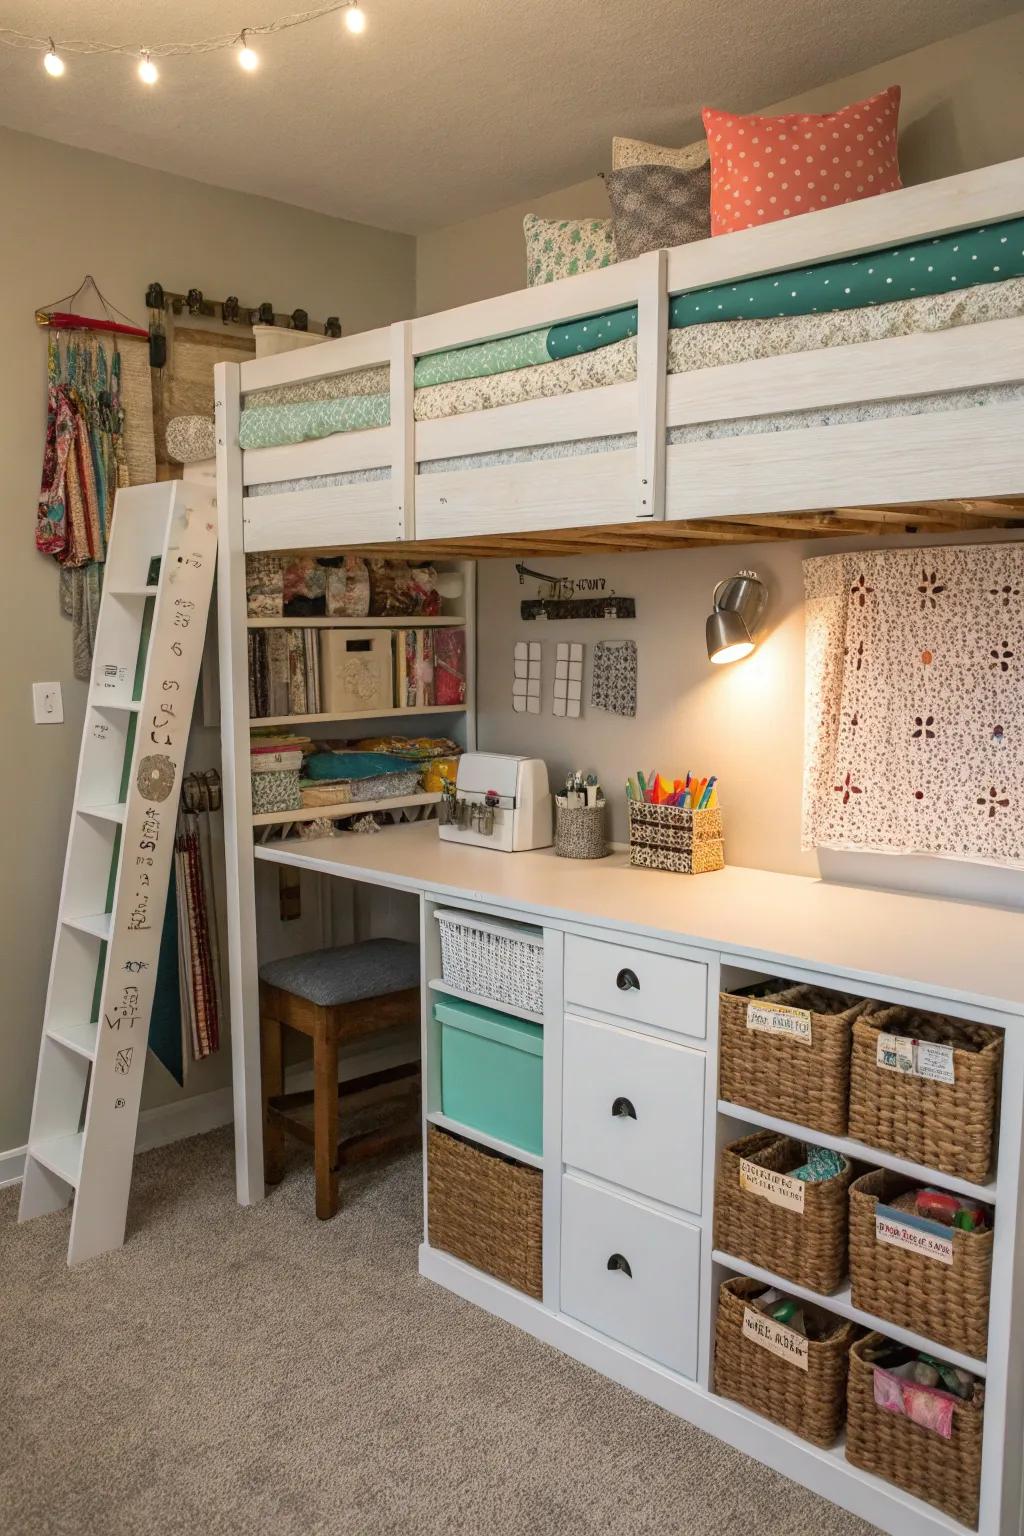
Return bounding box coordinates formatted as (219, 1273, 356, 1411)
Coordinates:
(702, 86, 902, 236)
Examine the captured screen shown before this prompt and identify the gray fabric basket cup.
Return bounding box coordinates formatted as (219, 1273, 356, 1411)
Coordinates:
(554, 801, 608, 860)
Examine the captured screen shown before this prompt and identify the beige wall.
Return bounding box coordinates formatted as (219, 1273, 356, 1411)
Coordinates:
(415, 9, 1024, 314)
(0, 126, 415, 1156)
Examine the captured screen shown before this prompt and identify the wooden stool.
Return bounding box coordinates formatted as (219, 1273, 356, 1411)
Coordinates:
(259, 939, 421, 1219)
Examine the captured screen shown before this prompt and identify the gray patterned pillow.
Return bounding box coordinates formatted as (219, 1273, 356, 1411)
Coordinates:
(606, 163, 711, 260)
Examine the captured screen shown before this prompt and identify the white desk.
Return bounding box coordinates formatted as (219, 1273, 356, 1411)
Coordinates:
(246, 823, 1024, 1536)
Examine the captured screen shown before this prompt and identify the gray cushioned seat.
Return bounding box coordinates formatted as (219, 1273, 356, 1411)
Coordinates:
(259, 939, 419, 1007)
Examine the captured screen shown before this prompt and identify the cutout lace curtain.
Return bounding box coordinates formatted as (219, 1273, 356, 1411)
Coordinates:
(803, 543, 1024, 866)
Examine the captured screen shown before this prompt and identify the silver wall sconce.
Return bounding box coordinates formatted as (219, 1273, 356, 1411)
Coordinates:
(706, 570, 767, 664)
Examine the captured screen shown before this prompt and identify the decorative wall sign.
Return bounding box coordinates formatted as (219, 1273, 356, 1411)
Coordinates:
(515, 560, 636, 621)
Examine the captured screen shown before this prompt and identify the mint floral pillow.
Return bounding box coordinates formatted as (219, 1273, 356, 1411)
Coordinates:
(523, 215, 617, 287)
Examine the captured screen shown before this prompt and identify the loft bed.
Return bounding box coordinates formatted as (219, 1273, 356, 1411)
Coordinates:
(212, 156, 1024, 561)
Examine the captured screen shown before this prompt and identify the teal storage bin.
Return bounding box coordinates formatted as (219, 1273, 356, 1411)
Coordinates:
(437, 994, 543, 1156)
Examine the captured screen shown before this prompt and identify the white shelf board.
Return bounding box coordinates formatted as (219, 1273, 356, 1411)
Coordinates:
(250, 704, 467, 728)
(252, 791, 440, 828)
(429, 976, 544, 1025)
(63, 911, 113, 943)
(46, 1020, 99, 1061)
(426, 1110, 544, 1170)
(89, 696, 141, 714)
(712, 1249, 987, 1377)
(247, 615, 466, 629)
(78, 802, 127, 826)
(717, 1101, 997, 1203)
(30, 1132, 84, 1188)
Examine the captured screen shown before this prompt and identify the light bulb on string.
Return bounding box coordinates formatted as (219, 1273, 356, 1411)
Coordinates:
(43, 39, 65, 76)
(138, 50, 159, 85)
(344, 3, 366, 34)
(237, 31, 259, 71)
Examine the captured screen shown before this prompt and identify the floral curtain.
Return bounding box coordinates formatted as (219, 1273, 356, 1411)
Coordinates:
(803, 543, 1024, 866)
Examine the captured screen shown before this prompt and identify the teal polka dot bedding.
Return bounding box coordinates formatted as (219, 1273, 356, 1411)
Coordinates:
(237, 217, 1024, 453)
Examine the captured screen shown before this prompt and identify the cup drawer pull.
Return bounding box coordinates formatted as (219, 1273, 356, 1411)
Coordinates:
(612, 1095, 637, 1120)
(616, 967, 640, 992)
(607, 1253, 633, 1277)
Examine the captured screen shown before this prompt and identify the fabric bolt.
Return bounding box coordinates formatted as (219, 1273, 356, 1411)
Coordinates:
(703, 86, 902, 235)
(414, 328, 550, 388)
(246, 364, 389, 409)
(670, 217, 1024, 326)
(607, 162, 712, 259)
(523, 214, 617, 286)
(238, 392, 390, 449)
(803, 543, 1024, 867)
(414, 337, 637, 420)
(612, 134, 709, 172)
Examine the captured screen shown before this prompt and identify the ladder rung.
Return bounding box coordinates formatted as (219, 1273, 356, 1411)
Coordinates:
(78, 802, 127, 825)
(30, 1132, 84, 1189)
(47, 1020, 99, 1060)
(63, 911, 113, 942)
(89, 696, 142, 713)
(110, 585, 158, 597)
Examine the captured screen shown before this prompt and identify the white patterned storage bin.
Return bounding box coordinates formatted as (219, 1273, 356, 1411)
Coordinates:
(434, 909, 544, 1017)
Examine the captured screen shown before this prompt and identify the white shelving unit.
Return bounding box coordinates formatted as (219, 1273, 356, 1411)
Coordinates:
(428, 976, 544, 1025)
(250, 703, 467, 729)
(248, 614, 466, 629)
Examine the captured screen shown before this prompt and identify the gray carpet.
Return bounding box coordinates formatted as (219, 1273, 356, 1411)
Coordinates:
(1, 1131, 878, 1536)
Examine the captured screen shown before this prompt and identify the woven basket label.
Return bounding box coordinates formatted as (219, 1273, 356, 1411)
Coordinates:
(875, 1206, 954, 1264)
(742, 1306, 809, 1370)
(876, 1032, 956, 1084)
(738, 1158, 805, 1213)
(746, 1001, 812, 1043)
(876, 1032, 915, 1074)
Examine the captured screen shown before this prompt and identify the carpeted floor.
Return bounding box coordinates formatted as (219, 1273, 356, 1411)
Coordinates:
(1, 1131, 878, 1536)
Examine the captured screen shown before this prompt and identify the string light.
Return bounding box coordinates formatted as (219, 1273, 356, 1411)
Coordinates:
(237, 31, 259, 70)
(42, 38, 64, 75)
(5, 5, 369, 85)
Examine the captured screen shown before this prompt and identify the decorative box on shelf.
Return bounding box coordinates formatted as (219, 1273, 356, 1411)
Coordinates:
(628, 801, 724, 874)
(318, 629, 393, 714)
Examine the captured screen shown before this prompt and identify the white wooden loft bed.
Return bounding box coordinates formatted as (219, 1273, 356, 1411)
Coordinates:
(213, 156, 1024, 563)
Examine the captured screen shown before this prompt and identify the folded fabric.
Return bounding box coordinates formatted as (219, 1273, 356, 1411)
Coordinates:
(303, 750, 421, 781)
(238, 393, 389, 449)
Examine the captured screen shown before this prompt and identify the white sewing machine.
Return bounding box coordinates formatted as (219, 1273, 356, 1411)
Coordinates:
(438, 752, 553, 852)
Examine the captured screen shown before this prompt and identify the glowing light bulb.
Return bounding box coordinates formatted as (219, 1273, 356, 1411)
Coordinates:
(138, 50, 158, 85)
(237, 32, 259, 71)
(43, 41, 65, 76)
(344, 3, 366, 34)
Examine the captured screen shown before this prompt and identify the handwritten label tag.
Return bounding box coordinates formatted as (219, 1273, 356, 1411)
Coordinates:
(876, 1032, 915, 1073)
(742, 1306, 809, 1370)
(739, 1158, 805, 1214)
(875, 1205, 954, 1264)
(914, 1041, 956, 1084)
(876, 1033, 955, 1084)
(746, 1002, 813, 1044)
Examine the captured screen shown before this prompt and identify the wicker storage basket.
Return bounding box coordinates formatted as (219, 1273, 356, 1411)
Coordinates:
(628, 802, 724, 874)
(714, 1276, 857, 1446)
(714, 1130, 854, 1293)
(435, 909, 544, 1016)
(718, 983, 868, 1136)
(849, 1169, 992, 1361)
(427, 1125, 542, 1298)
(846, 1333, 984, 1528)
(554, 801, 608, 860)
(848, 1008, 1002, 1183)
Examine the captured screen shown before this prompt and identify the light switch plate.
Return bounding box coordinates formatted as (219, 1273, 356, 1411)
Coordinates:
(33, 681, 63, 724)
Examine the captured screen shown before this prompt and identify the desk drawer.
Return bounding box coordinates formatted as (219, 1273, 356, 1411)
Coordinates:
(563, 934, 706, 1039)
(563, 1014, 704, 1213)
(560, 1174, 700, 1378)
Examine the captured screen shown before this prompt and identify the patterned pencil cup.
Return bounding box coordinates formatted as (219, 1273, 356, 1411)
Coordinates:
(554, 801, 608, 859)
(628, 801, 724, 874)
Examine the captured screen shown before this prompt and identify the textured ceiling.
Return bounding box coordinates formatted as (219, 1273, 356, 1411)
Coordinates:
(0, 0, 1019, 232)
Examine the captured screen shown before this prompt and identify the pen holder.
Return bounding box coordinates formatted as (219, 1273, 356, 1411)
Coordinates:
(628, 801, 725, 875)
(554, 800, 608, 860)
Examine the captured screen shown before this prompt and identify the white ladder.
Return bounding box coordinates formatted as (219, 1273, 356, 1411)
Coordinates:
(19, 480, 218, 1265)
